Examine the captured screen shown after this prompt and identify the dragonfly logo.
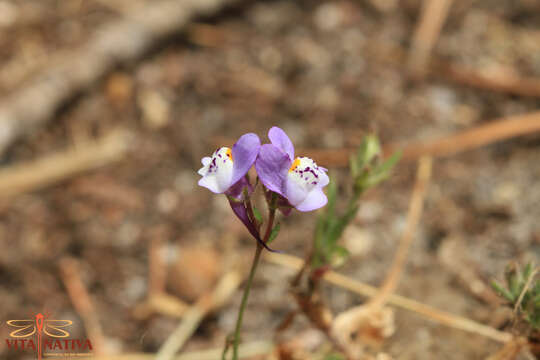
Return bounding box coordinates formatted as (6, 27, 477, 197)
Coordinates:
(5, 313, 93, 359)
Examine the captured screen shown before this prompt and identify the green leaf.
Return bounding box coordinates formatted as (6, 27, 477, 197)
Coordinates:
(330, 245, 349, 267)
(356, 135, 381, 170)
(349, 154, 358, 178)
(491, 280, 515, 303)
(252, 206, 263, 224)
(492, 263, 540, 330)
(523, 263, 533, 283)
(309, 135, 400, 270)
(365, 151, 401, 188)
(378, 150, 402, 174)
(326, 179, 338, 221)
(267, 222, 281, 244)
(509, 274, 521, 299)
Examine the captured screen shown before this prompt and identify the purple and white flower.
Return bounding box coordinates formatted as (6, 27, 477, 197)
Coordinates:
(256, 127, 329, 212)
(198, 133, 261, 198)
(197, 132, 280, 251)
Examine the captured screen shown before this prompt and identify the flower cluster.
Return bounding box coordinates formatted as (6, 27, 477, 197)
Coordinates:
(197, 127, 329, 250)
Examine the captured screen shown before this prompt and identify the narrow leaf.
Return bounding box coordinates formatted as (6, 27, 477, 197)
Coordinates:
(326, 179, 338, 220)
(349, 154, 358, 178)
(252, 206, 263, 224)
(267, 222, 281, 244)
(366, 151, 402, 187)
(491, 280, 515, 303)
(356, 135, 380, 170)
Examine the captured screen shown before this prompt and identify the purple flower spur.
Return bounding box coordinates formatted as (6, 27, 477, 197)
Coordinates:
(255, 126, 329, 212)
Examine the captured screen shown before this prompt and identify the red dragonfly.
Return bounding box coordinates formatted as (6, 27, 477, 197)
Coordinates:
(7, 313, 72, 360)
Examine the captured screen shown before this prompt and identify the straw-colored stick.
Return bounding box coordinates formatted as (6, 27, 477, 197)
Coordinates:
(155, 272, 242, 360)
(49, 340, 274, 360)
(368, 157, 432, 309)
(266, 252, 512, 344)
(408, 0, 454, 78)
(0, 129, 130, 198)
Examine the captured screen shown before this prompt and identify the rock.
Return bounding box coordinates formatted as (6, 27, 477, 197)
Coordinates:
(168, 244, 221, 302)
(138, 89, 170, 130)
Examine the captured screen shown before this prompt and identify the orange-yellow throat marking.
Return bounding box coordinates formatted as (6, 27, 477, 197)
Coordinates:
(226, 148, 233, 162)
(289, 158, 300, 172)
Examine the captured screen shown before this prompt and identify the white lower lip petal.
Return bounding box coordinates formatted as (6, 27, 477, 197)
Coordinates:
(198, 147, 234, 193)
(286, 156, 328, 205)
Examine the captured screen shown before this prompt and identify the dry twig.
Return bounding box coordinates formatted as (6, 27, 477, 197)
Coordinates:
(328, 158, 431, 359)
(407, 0, 454, 78)
(49, 340, 274, 360)
(0, 129, 130, 198)
(377, 42, 540, 98)
(434, 61, 540, 98)
(265, 252, 512, 344)
(133, 227, 191, 320)
(486, 337, 530, 360)
(148, 234, 167, 296)
(59, 257, 107, 356)
(133, 293, 189, 320)
(0, 0, 239, 155)
(438, 238, 502, 305)
(133, 229, 190, 320)
(299, 111, 540, 167)
(155, 271, 242, 360)
(514, 267, 540, 315)
(368, 157, 432, 309)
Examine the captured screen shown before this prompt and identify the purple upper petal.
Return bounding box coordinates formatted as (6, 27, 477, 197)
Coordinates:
(231, 133, 261, 185)
(255, 144, 290, 196)
(268, 126, 294, 160)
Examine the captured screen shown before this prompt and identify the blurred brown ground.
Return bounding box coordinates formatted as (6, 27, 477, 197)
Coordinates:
(0, 0, 539, 359)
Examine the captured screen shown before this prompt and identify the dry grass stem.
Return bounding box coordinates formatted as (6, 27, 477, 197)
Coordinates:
(0, 0, 240, 154)
(434, 61, 540, 98)
(514, 267, 540, 315)
(407, 0, 454, 78)
(0, 129, 131, 198)
(266, 252, 512, 344)
(133, 231, 189, 320)
(299, 111, 540, 166)
(49, 340, 273, 360)
(155, 271, 242, 360)
(149, 236, 167, 296)
(486, 337, 529, 360)
(368, 156, 432, 309)
(133, 293, 189, 320)
(59, 257, 107, 356)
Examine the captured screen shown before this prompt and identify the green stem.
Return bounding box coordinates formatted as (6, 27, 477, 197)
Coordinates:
(230, 205, 276, 360)
(231, 243, 263, 360)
